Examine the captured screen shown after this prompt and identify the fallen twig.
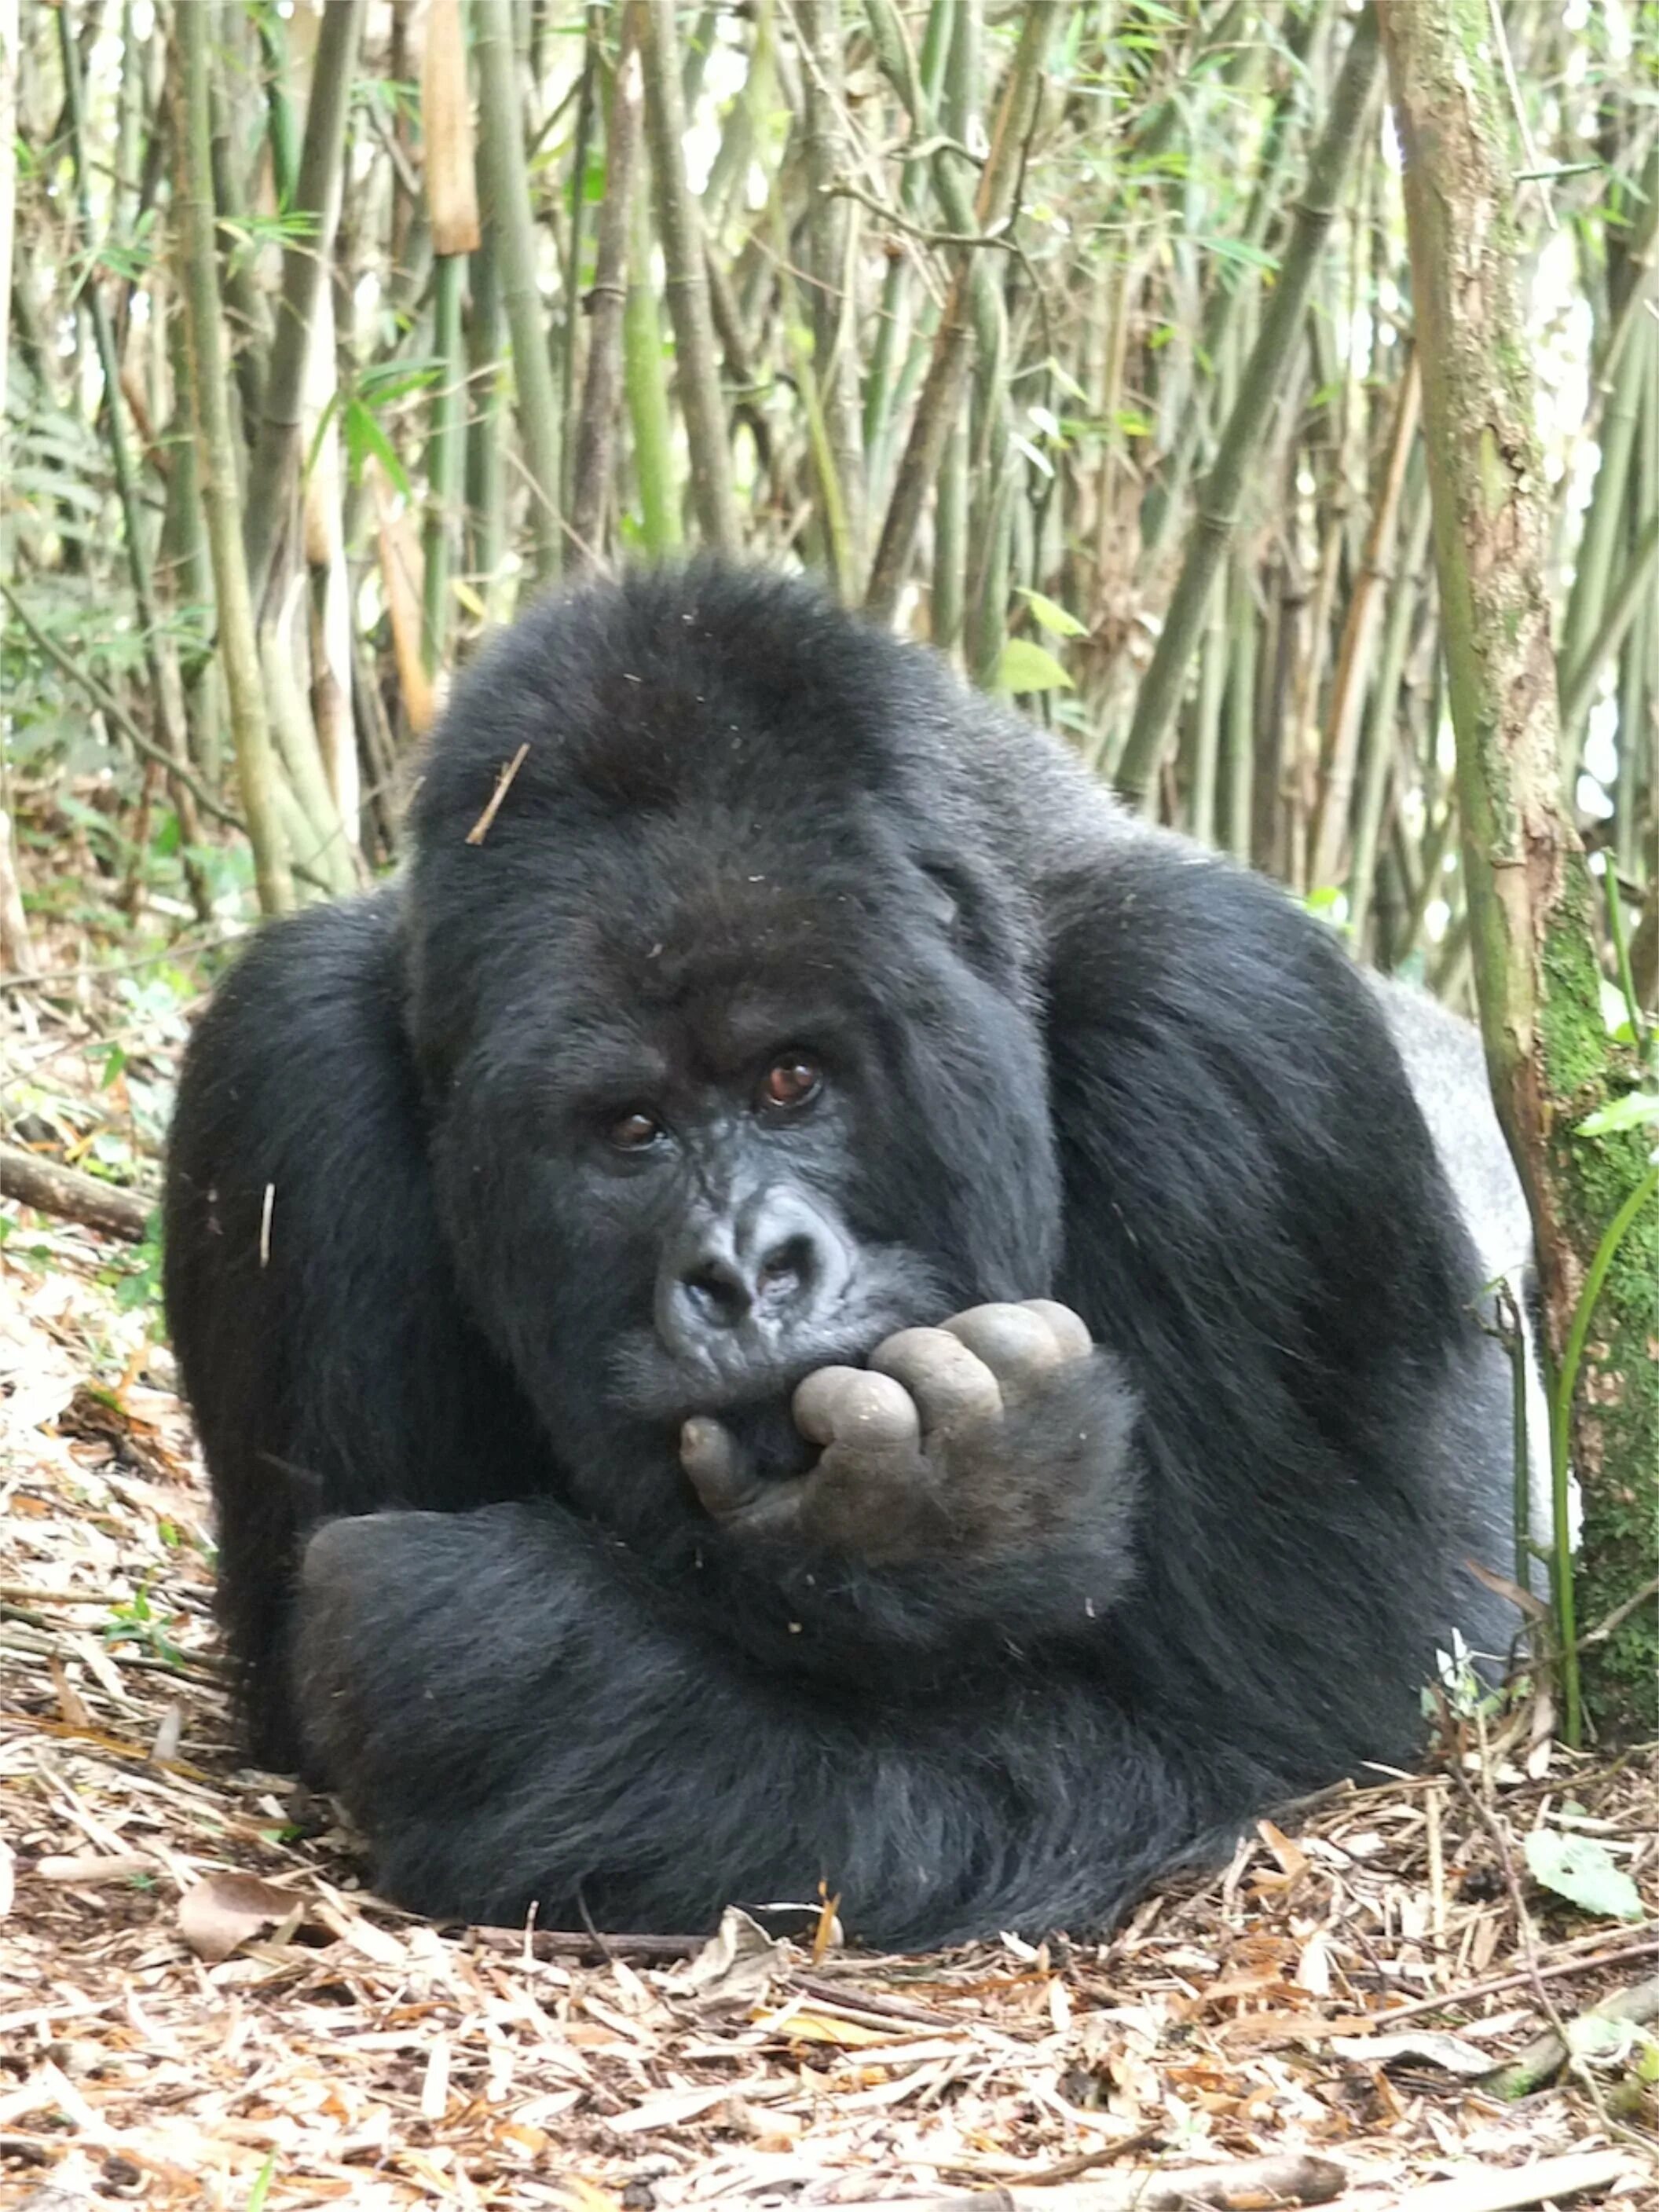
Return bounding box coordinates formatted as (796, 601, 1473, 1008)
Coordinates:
(469, 1923, 706, 1962)
(809, 2151, 1346, 2210)
(1371, 1928, 1659, 2026)
(1485, 1969, 1659, 2099)
(0, 1144, 153, 1242)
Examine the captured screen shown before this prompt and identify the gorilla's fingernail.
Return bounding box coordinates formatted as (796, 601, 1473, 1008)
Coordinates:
(679, 1417, 756, 1514)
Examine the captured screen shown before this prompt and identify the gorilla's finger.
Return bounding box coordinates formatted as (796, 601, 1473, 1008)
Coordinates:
(870, 1327, 1002, 1430)
(1020, 1299, 1094, 1361)
(942, 1303, 1075, 1393)
(793, 1366, 921, 1451)
(680, 1416, 761, 1517)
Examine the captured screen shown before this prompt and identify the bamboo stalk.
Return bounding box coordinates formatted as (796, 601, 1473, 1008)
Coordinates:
(174, 0, 292, 915)
(639, 0, 740, 552)
(242, 0, 369, 620)
(474, 0, 566, 581)
(1349, 478, 1434, 946)
(421, 0, 482, 672)
(1310, 355, 1422, 888)
(624, 167, 683, 555)
(569, 3, 645, 566)
(797, 0, 866, 591)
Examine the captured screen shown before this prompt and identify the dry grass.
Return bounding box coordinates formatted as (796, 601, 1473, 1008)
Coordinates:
(2, 1191, 1657, 2210)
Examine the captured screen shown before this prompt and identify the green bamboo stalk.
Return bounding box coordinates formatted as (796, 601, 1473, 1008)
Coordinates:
(242, 0, 369, 618)
(423, 255, 468, 671)
(932, 411, 968, 652)
(1614, 331, 1657, 881)
(254, 1, 302, 207)
(569, 3, 645, 563)
(639, 0, 739, 552)
(174, 0, 292, 915)
(1349, 478, 1434, 946)
(421, 0, 481, 671)
(1310, 357, 1422, 888)
(1558, 148, 1659, 775)
(797, 0, 866, 591)
(474, 0, 566, 581)
(1222, 549, 1258, 862)
(1190, 570, 1228, 846)
(162, 288, 225, 785)
(208, 68, 273, 434)
(624, 170, 683, 556)
(466, 231, 509, 617)
(1116, 6, 1383, 808)
(1558, 505, 1659, 741)
(560, 4, 604, 496)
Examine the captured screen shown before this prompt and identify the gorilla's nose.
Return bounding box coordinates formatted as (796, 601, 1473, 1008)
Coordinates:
(659, 1191, 851, 1355)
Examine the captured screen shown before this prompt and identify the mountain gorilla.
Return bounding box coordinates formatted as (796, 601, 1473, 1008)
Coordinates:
(165, 562, 1524, 1949)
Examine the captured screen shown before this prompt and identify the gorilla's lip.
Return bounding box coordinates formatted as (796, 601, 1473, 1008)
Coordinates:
(604, 1319, 898, 1424)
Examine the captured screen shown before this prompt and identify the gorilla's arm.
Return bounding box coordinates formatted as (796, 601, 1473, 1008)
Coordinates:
(1039, 836, 1514, 1778)
(163, 894, 544, 1766)
(295, 1499, 1247, 1947)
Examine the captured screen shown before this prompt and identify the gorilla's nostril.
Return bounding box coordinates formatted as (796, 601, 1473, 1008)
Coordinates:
(683, 1262, 749, 1325)
(758, 1234, 816, 1300)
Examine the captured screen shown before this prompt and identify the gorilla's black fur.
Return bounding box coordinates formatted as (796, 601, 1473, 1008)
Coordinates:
(165, 562, 1514, 1948)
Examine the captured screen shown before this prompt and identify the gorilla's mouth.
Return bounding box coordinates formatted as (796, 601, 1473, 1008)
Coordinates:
(713, 1396, 820, 1483)
(603, 1251, 947, 1441)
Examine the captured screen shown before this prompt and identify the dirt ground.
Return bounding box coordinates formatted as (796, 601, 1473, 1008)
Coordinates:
(3, 977, 1657, 2212)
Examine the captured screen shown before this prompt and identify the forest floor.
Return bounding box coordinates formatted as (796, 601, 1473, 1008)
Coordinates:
(3, 958, 1658, 2212)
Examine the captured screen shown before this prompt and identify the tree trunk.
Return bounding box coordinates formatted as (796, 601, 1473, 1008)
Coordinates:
(1379, 0, 1657, 1735)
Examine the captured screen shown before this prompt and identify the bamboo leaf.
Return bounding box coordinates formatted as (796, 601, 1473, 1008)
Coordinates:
(997, 639, 1074, 693)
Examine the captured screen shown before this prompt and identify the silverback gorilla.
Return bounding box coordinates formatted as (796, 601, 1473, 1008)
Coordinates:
(165, 562, 1525, 1949)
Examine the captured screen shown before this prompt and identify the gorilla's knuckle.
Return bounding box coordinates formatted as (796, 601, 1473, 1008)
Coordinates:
(793, 1365, 919, 1451)
(870, 1328, 1002, 1429)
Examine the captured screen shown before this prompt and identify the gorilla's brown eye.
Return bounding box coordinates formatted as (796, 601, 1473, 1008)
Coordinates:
(609, 1110, 664, 1151)
(761, 1055, 821, 1111)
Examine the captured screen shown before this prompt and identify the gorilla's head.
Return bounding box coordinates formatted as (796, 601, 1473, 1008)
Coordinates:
(404, 568, 1062, 1534)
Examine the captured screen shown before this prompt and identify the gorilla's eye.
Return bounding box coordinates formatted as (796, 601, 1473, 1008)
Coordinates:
(609, 1110, 665, 1152)
(760, 1055, 821, 1111)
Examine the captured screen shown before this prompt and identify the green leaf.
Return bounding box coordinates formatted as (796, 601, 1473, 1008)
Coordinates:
(996, 639, 1074, 694)
(1019, 589, 1087, 639)
(343, 397, 410, 498)
(1523, 1828, 1644, 1920)
(1575, 1091, 1659, 1138)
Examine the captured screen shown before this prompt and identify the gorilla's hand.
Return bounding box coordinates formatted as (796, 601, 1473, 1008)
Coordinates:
(680, 1301, 1138, 1566)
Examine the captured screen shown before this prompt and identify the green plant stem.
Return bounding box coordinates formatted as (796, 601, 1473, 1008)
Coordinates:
(174, 0, 292, 915)
(475, 0, 566, 581)
(639, 0, 739, 551)
(242, 0, 368, 619)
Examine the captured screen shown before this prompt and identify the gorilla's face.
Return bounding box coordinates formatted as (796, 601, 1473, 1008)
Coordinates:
(415, 809, 1062, 1537)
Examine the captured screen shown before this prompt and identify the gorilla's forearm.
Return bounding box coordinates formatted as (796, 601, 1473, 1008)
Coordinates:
(295, 1501, 1243, 1946)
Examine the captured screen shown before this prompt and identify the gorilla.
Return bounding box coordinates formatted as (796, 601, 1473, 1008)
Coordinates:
(164, 562, 1528, 1950)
